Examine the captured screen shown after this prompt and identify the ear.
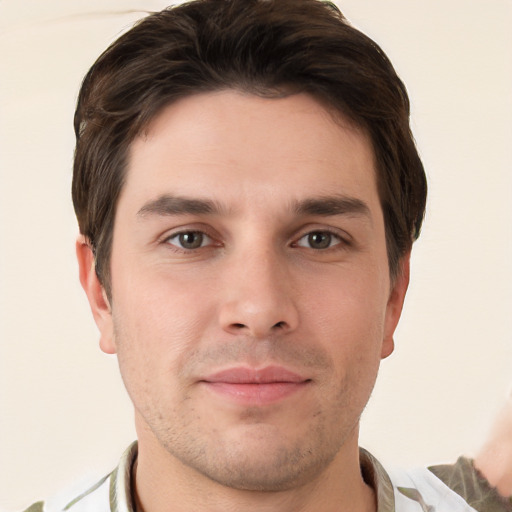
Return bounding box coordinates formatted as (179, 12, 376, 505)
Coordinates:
(76, 235, 116, 354)
(381, 253, 410, 359)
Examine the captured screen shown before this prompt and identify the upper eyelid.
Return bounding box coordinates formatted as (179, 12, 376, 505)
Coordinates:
(165, 230, 211, 240)
(292, 225, 353, 243)
(156, 223, 353, 246)
(166, 230, 214, 248)
(158, 224, 219, 243)
(164, 228, 208, 238)
(298, 229, 343, 240)
(292, 231, 346, 250)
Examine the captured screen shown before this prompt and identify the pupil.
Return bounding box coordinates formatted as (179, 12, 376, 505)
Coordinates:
(179, 232, 202, 249)
(309, 232, 330, 249)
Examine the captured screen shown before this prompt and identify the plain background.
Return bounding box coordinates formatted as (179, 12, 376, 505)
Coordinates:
(1, 1, 511, 510)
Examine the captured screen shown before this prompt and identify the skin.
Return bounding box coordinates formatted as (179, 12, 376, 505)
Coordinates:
(77, 91, 409, 512)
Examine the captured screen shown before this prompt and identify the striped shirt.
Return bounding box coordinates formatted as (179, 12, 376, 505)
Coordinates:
(23, 442, 512, 512)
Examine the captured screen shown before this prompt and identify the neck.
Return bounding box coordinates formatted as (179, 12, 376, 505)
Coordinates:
(132, 427, 376, 512)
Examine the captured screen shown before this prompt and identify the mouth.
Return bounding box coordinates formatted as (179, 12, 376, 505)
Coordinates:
(200, 366, 312, 405)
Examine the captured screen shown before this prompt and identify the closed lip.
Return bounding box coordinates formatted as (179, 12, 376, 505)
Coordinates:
(201, 365, 310, 384)
(200, 365, 311, 405)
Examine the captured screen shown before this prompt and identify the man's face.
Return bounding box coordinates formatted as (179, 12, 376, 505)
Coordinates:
(82, 91, 408, 491)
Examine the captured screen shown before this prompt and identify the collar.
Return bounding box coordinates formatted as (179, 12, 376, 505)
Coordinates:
(360, 448, 396, 512)
(110, 442, 396, 512)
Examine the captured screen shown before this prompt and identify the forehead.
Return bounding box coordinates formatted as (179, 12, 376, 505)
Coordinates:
(124, 90, 379, 212)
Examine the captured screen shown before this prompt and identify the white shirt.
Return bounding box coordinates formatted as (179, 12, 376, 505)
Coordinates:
(26, 442, 508, 512)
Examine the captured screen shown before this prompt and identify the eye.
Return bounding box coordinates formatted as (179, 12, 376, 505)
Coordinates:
(165, 231, 213, 250)
(295, 231, 342, 250)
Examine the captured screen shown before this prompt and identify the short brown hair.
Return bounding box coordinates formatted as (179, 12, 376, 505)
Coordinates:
(73, 0, 427, 297)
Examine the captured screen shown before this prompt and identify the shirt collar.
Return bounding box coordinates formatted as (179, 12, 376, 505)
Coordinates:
(360, 447, 396, 512)
(110, 442, 396, 512)
(110, 441, 138, 512)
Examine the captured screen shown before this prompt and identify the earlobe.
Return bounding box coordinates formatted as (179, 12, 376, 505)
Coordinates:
(381, 253, 410, 359)
(76, 235, 116, 354)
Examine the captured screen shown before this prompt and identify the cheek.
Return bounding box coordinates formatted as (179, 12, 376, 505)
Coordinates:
(304, 268, 389, 339)
(301, 267, 389, 391)
(111, 267, 216, 373)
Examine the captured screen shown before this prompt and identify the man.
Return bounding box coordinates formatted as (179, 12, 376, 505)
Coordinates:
(22, 1, 511, 511)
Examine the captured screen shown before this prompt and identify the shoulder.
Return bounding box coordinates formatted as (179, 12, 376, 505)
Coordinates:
(388, 458, 511, 512)
(429, 457, 512, 512)
(21, 473, 110, 512)
(20, 441, 138, 512)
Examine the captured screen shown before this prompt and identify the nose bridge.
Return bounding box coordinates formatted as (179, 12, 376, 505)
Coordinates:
(219, 240, 299, 337)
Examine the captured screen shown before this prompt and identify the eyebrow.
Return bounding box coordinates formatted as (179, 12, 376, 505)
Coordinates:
(293, 195, 371, 219)
(137, 195, 224, 218)
(137, 193, 371, 220)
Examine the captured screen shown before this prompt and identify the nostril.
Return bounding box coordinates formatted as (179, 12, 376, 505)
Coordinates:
(232, 323, 246, 329)
(273, 321, 286, 329)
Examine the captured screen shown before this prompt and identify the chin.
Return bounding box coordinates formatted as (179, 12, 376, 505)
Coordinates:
(168, 422, 344, 492)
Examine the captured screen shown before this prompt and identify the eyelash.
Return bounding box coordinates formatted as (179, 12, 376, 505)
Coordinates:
(162, 227, 350, 253)
(163, 230, 217, 252)
(293, 229, 348, 250)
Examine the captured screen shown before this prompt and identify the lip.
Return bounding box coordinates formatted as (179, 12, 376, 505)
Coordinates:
(200, 366, 311, 405)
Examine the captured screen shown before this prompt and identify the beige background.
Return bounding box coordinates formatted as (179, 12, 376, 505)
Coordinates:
(1, 1, 511, 510)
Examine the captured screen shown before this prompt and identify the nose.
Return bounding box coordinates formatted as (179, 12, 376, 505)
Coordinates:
(218, 247, 300, 338)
